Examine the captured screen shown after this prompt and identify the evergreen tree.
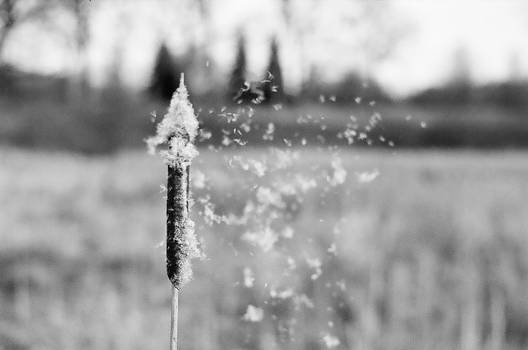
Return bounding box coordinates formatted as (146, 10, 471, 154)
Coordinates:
(227, 34, 247, 103)
(447, 46, 472, 104)
(262, 38, 284, 103)
(149, 43, 179, 101)
(299, 65, 322, 101)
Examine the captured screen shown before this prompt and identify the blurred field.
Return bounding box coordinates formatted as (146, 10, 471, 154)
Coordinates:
(2, 147, 528, 350)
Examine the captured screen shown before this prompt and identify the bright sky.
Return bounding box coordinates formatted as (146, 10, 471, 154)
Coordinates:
(5, 0, 528, 97)
(381, 0, 528, 96)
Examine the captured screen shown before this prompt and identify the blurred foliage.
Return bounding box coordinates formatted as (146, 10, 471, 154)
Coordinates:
(0, 65, 156, 153)
(1, 53, 528, 154)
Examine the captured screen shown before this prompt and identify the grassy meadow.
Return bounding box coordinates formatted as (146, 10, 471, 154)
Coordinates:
(1, 147, 528, 350)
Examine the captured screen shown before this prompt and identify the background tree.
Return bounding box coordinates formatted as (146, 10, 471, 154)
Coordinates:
(62, 0, 91, 102)
(353, 2, 411, 78)
(411, 46, 474, 105)
(446, 46, 472, 104)
(0, 0, 15, 58)
(0, 0, 52, 64)
(280, 0, 291, 26)
(227, 33, 247, 103)
(149, 43, 181, 101)
(262, 38, 284, 104)
(187, 0, 218, 95)
(493, 53, 528, 109)
(299, 65, 322, 101)
(283, 0, 318, 91)
(332, 71, 389, 103)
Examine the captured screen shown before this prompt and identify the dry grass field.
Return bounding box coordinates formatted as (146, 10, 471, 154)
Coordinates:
(1, 147, 528, 350)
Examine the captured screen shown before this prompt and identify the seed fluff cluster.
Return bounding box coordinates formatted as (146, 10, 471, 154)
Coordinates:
(147, 75, 199, 167)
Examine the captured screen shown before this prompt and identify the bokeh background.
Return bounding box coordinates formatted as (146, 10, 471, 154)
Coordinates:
(2, 0, 528, 349)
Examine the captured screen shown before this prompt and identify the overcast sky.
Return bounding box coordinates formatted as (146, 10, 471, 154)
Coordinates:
(5, 0, 528, 97)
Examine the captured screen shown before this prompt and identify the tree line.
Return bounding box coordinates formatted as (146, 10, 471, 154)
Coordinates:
(149, 34, 287, 105)
(149, 36, 528, 109)
(148, 33, 391, 106)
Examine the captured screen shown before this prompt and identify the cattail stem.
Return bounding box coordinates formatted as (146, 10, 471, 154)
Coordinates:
(170, 286, 179, 350)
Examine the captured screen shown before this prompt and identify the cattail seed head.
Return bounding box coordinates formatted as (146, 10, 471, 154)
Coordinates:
(147, 74, 201, 288)
(147, 73, 199, 168)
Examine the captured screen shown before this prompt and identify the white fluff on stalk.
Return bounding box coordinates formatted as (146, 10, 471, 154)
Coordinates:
(147, 74, 199, 167)
(146, 74, 201, 287)
(178, 218, 201, 286)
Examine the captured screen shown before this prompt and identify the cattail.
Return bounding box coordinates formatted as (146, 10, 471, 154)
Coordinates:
(147, 74, 201, 350)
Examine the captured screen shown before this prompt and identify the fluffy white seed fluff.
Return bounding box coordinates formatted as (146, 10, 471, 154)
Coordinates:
(147, 74, 199, 167)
